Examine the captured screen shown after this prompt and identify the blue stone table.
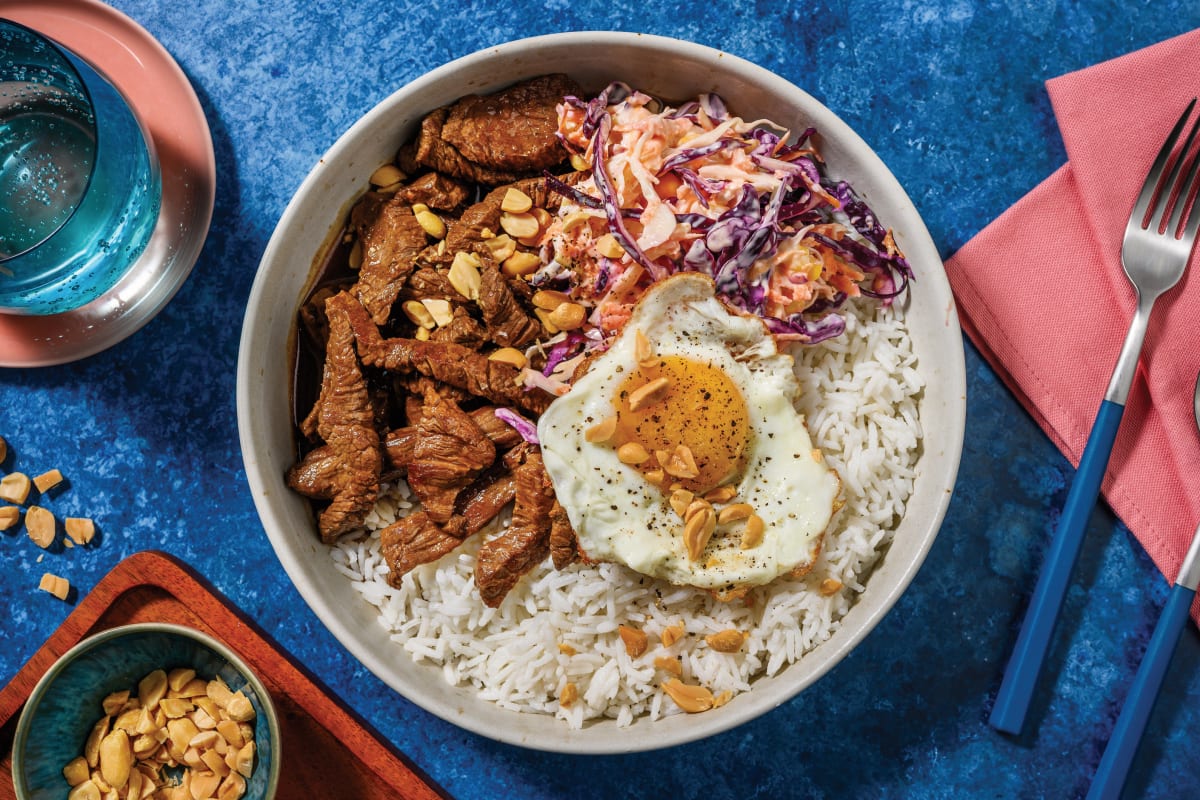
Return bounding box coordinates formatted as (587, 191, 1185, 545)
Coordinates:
(3, 2, 1200, 798)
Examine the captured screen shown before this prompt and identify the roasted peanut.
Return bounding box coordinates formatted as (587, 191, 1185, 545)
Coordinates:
(569, 153, 589, 172)
(487, 347, 528, 369)
(556, 643, 577, 656)
(668, 489, 694, 518)
(683, 498, 712, 522)
(224, 692, 255, 723)
(660, 444, 699, 480)
(740, 514, 765, 550)
(616, 442, 650, 465)
(67, 781, 100, 800)
(717, 503, 753, 524)
(482, 233, 517, 262)
(501, 251, 541, 277)
(85, 716, 111, 767)
(531, 289, 571, 310)
(138, 670, 168, 711)
(559, 682, 578, 708)
(703, 485, 738, 504)
(190, 771, 221, 800)
(617, 625, 648, 657)
(63, 756, 90, 786)
(65, 516, 96, 545)
(660, 624, 685, 648)
(0, 471, 30, 504)
(448, 251, 482, 299)
(594, 233, 625, 260)
(500, 187, 533, 213)
(683, 507, 717, 561)
(653, 656, 683, 677)
(705, 629, 746, 653)
(533, 308, 559, 335)
(168, 669, 197, 693)
(662, 679, 714, 713)
(218, 772, 246, 800)
(25, 505, 55, 548)
(584, 417, 617, 444)
(38, 571, 70, 600)
(499, 210, 540, 240)
(0, 505, 18, 531)
(414, 209, 446, 239)
(401, 300, 436, 330)
(627, 377, 669, 411)
(33, 468, 63, 492)
(234, 741, 255, 778)
(369, 163, 404, 187)
(712, 690, 733, 709)
(99, 729, 132, 789)
(547, 302, 585, 331)
(634, 329, 657, 369)
(420, 298, 454, 327)
(819, 578, 843, 596)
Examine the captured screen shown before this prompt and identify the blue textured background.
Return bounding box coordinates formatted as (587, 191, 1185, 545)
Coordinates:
(3, 2, 1200, 798)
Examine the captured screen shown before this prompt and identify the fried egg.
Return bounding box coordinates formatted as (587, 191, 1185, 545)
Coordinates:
(537, 273, 841, 594)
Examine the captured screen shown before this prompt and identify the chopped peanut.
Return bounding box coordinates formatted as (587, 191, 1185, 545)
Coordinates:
(703, 485, 737, 504)
(448, 252, 482, 299)
(547, 302, 586, 331)
(660, 624, 685, 648)
(819, 578, 844, 596)
(420, 298, 454, 327)
(705, 629, 746, 653)
(616, 442, 650, 465)
(0, 471, 31, 504)
(414, 209, 446, 240)
(499, 210, 540, 240)
(487, 347, 528, 369)
(0, 505, 19, 531)
(482, 233, 517, 262)
(662, 679, 714, 713)
(653, 656, 683, 677)
(717, 503, 753, 524)
(617, 625, 648, 657)
(33, 468, 64, 493)
(531, 289, 571, 310)
(740, 514, 765, 550)
(584, 417, 617, 444)
(369, 163, 404, 187)
(25, 505, 56, 548)
(401, 300, 436, 329)
(627, 377, 669, 411)
(683, 507, 716, 561)
(559, 682, 579, 707)
(594, 232, 625, 260)
(65, 516, 95, 544)
(500, 187, 533, 213)
(38, 572, 70, 600)
(557, 643, 577, 656)
(500, 251, 541, 277)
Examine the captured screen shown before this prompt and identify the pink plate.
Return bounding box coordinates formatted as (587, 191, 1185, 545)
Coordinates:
(0, 0, 216, 367)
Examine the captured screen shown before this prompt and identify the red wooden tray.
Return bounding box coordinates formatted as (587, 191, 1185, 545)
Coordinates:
(0, 551, 448, 800)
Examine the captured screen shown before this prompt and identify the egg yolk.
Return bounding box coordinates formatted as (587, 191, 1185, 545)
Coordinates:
(613, 355, 750, 494)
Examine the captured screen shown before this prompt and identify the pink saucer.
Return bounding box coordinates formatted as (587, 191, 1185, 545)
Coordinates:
(0, 0, 216, 367)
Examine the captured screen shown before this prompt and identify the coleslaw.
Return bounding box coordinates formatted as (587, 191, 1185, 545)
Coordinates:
(523, 82, 912, 392)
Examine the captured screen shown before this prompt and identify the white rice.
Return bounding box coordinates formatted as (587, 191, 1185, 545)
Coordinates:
(329, 297, 922, 727)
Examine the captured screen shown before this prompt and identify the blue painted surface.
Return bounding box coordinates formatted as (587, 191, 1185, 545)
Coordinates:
(3, 2, 1200, 798)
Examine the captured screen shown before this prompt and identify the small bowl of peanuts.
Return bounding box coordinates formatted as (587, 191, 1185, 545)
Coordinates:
(12, 623, 280, 800)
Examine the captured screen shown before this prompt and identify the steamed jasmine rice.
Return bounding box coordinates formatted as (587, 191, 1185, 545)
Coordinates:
(329, 297, 921, 728)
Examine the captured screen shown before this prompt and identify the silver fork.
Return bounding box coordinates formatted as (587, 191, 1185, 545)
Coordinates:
(990, 99, 1200, 735)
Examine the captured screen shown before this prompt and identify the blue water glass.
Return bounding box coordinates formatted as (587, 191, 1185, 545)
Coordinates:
(0, 20, 161, 315)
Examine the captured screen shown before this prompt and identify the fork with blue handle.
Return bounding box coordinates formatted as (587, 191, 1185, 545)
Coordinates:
(990, 99, 1200, 735)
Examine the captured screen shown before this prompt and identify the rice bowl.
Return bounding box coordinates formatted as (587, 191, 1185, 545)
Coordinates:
(237, 32, 965, 752)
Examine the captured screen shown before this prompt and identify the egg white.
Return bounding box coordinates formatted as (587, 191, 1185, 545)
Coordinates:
(537, 273, 840, 592)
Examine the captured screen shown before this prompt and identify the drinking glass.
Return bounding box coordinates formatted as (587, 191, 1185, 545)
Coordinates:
(0, 19, 161, 315)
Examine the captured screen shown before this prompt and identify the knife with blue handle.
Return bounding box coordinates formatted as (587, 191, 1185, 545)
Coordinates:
(1086, 523, 1200, 800)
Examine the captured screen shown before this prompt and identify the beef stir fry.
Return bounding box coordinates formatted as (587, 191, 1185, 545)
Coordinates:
(287, 75, 583, 606)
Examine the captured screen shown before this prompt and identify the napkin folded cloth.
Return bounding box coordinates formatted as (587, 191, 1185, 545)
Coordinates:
(946, 28, 1200, 615)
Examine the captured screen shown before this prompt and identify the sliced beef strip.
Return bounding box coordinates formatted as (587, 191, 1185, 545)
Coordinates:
(285, 445, 337, 499)
(406, 386, 496, 524)
(439, 74, 580, 174)
(380, 511, 464, 585)
(340, 298, 553, 416)
(380, 470, 518, 584)
(401, 375, 475, 409)
(475, 450, 555, 607)
(308, 292, 383, 542)
(476, 259, 542, 348)
(430, 306, 487, 349)
(549, 500, 579, 570)
(353, 201, 429, 324)
(412, 75, 577, 185)
(397, 172, 470, 211)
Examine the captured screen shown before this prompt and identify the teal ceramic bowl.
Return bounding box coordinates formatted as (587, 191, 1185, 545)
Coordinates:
(12, 623, 281, 800)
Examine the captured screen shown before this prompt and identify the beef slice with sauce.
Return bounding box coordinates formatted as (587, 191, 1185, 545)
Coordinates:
(352, 200, 429, 324)
(413, 75, 579, 185)
(305, 292, 383, 542)
(475, 449, 555, 607)
(405, 386, 496, 524)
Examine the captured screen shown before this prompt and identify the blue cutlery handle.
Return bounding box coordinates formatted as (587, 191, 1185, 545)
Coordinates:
(1087, 583, 1196, 800)
(990, 399, 1126, 734)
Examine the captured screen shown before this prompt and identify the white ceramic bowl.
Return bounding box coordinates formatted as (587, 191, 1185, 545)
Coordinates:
(237, 32, 966, 753)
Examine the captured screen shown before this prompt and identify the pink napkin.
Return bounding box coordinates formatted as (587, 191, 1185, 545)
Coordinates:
(946, 28, 1200, 613)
